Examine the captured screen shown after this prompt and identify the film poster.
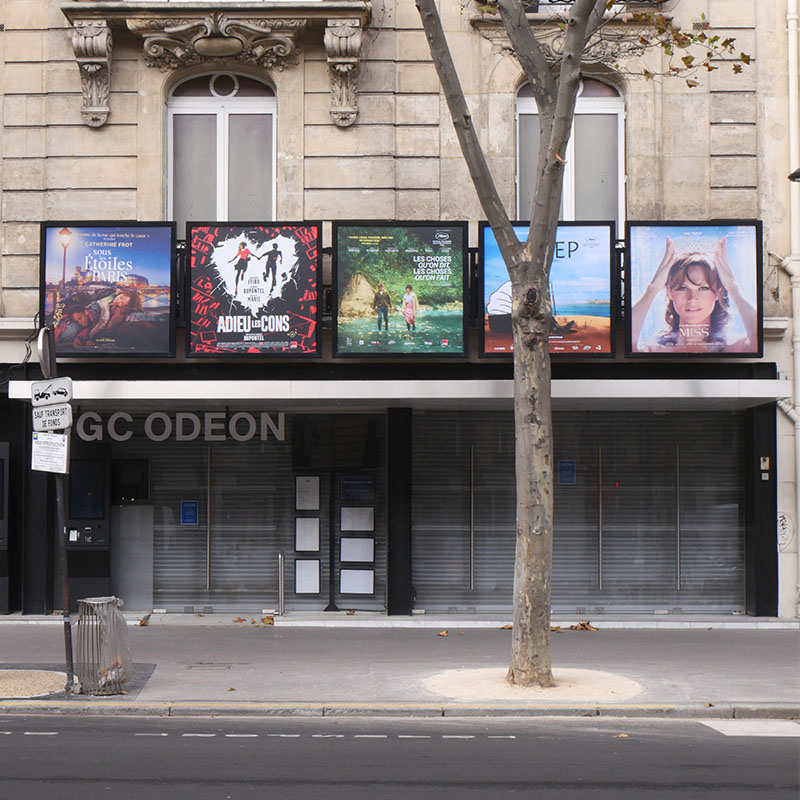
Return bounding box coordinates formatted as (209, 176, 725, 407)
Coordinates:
(189, 224, 319, 355)
(42, 224, 174, 357)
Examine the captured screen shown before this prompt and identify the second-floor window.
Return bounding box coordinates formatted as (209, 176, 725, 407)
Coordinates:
(167, 73, 276, 232)
(516, 77, 625, 226)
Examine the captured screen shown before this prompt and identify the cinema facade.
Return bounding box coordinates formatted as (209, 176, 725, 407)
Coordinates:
(0, 0, 796, 619)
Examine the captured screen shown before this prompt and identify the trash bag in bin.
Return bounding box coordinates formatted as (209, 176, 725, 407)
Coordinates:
(75, 596, 133, 695)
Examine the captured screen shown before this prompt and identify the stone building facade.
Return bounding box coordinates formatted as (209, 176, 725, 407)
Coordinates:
(0, 0, 797, 619)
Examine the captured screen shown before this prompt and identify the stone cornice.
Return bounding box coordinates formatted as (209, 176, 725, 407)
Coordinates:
(61, 1, 371, 127)
(61, 2, 371, 26)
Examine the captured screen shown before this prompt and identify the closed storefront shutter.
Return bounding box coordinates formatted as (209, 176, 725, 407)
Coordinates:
(108, 413, 387, 612)
(411, 412, 515, 612)
(412, 410, 745, 613)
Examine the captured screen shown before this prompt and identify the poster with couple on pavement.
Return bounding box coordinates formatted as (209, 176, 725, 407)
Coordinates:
(188, 223, 320, 356)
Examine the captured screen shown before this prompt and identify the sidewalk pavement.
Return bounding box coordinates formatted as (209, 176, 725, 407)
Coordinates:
(0, 613, 798, 719)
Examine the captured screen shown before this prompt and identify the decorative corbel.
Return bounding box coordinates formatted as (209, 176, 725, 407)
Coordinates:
(324, 19, 362, 128)
(71, 20, 113, 127)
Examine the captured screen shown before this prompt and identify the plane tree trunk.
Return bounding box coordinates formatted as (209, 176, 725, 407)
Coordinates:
(415, 0, 607, 686)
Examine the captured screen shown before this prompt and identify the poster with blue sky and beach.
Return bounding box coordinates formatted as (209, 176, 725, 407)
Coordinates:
(481, 222, 614, 355)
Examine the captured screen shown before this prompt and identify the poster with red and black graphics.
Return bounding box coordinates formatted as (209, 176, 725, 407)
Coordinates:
(188, 224, 319, 356)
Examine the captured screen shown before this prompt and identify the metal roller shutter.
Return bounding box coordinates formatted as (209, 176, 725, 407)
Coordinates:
(412, 410, 745, 614)
(109, 413, 387, 612)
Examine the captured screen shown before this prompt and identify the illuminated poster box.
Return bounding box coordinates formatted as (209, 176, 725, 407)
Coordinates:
(480, 222, 615, 357)
(626, 221, 762, 357)
(334, 222, 468, 357)
(40, 222, 176, 358)
(188, 223, 320, 357)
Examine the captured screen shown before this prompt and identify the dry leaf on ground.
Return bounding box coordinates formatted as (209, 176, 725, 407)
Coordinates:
(569, 621, 598, 631)
(500, 624, 512, 630)
(614, 733, 629, 739)
(550, 625, 563, 633)
(437, 630, 449, 637)
(261, 616, 274, 625)
(346, 610, 355, 615)
(234, 617, 245, 623)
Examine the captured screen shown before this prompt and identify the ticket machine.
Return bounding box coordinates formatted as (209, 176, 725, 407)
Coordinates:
(65, 449, 111, 609)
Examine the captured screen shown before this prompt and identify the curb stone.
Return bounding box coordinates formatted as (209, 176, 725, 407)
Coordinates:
(0, 701, 797, 719)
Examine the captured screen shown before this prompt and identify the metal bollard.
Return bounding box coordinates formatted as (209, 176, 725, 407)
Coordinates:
(278, 552, 285, 616)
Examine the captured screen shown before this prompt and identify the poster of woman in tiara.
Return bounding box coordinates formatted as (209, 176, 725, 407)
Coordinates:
(628, 223, 761, 355)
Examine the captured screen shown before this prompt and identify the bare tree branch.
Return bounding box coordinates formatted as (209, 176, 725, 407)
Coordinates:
(526, 0, 597, 263)
(415, 0, 523, 273)
(497, 0, 557, 111)
(584, 0, 610, 41)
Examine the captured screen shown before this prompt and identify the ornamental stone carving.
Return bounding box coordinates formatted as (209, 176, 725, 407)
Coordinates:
(472, 15, 646, 66)
(71, 20, 113, 127)
(532, 25, 647, 65)
(324, 19, 362, 128)
(63, 3, 371, 129)
(127, 14, 307, 71)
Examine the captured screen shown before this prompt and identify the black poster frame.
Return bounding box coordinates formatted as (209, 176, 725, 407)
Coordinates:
(478, 220, 617, 359)
(624, 219, 764, 359)
(39, 220, 177, 359)
(186, 221, 322, 358)
(332, 220, 469, 359)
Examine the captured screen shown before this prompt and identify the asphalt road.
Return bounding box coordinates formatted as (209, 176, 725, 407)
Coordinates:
(0, 715, 797, 799)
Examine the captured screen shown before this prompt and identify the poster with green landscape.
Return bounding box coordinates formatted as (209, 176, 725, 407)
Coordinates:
(334, 223, 467, 356)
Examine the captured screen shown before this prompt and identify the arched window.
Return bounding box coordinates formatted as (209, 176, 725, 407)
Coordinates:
(167, 73, 276, 231)
(516, 77, 625, 225)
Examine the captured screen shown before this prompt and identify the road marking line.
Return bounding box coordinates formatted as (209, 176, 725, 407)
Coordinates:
(700, 721, 800, 738)
(312, 734, 344, 738)
(225, 734, 258, 738)
(24, 732, 58, 736)
(0, 732, 12, 735)
(134, 733, 168, 737)
(266, 734, 300, 738)
(398, 735, 430, 739)
(442, 735, 475, 739)
(488, 735, 516, 739)
(182, 733, 216, 737)
(354, 735, 388, 738)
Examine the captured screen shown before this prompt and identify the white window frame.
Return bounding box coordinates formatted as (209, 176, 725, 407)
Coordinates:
(515, 87, 626, 225)
(167, 77, 277, 224)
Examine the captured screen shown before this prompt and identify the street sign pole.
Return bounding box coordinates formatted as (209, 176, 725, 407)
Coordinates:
(55, 457, 74, 694)
(36, 327, 74, 694)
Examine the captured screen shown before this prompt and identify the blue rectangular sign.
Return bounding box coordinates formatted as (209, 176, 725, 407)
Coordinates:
(181, 500, 199, 526)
